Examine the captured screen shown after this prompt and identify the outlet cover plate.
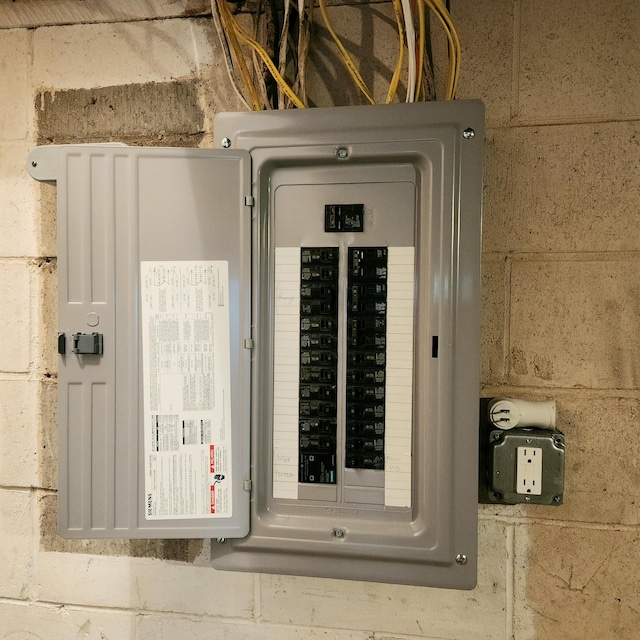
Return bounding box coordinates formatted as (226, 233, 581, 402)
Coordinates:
(488, 429, 565, 505)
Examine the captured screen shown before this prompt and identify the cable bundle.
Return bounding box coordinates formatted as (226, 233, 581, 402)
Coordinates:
(211, 0, 461, 110)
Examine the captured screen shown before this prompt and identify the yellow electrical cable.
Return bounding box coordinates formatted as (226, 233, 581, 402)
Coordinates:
(423, 0, 460, 99)
(423, 0, 455, 99)
(225, 5, 306, 108)
(277, 0, 292, 109)
(216, 0, 263, 110)
(437, 0, 461, 98)
(318, 0, 375, 105)
(415, 0, 425, 100)
(387, 0, 405, 103)
(435, 0, 461, 98)
(210, 0, 251, 109)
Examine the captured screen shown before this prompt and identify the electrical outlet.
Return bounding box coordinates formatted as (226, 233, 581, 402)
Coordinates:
(487, 429, 565, 505)
(516, 447, 542, 495)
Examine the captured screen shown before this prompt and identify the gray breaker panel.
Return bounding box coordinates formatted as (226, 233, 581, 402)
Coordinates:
(212, 101, 484, 589)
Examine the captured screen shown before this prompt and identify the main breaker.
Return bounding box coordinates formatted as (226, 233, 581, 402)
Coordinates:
(28, 100, 484, 589)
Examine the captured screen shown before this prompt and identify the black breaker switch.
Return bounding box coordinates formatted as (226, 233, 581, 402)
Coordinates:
(324, 204, 365, 232)
(298, 247, 339, 484)
(345, 247, 388, 470)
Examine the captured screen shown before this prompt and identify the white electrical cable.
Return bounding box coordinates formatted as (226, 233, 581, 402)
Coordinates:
(400, 0, 416, 102)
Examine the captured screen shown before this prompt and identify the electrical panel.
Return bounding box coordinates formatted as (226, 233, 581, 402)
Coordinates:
(28, 100, 484, 589)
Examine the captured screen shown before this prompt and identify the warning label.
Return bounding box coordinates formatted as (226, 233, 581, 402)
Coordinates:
(141, 261, 232, 519)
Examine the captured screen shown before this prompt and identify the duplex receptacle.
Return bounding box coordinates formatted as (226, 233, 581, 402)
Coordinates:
(488, 429, 565, 505)
(516, 447, 542, 495)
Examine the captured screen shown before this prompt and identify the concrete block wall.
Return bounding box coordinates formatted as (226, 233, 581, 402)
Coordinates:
(0, 0, 638, 638)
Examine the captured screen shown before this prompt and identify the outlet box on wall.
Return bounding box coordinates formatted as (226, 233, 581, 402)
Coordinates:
(488, 429, 565, 505)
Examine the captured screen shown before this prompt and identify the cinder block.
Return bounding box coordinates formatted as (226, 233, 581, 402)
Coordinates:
(531, 393, 640, 526)
(0, 144, 39, 256)
(514, 523, 640, 640)
(453, 0, 514, 126)
(0, 261, 32, 373)
(0, 600, 136, 640)
(307, 3, 407, 107)
(0, 380, 40, 487)
(509, 260, 640, 389)
(33, 257, 57, 377)
(195, 23, 255, 130)
(33, 19, 209, 90)
(36, 81, 204, 146)
(37, 181, 58, 258)
(37, 551, 255, 617)
(517, 0, 640, 123)
(39, 378, 58, 490)
(484, 122, 640, 255)
(482, 259, 508, 385)
(0, 0, 210, 29)
(260, 519, 508, 640)
(0, 488, 34, 599)
(138, 617, 375, 640)
(0, 30, 31, 141)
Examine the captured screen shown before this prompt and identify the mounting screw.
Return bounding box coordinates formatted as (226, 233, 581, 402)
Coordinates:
(553, 495, 562, 504)
(455, 554, 468, 565)
(31, 160, 37, 167)
(335, 147, 349, 159)
(216, 537, 227, 544)
(462, 128, 475, 139)
(332, 528, 345, 539)
(221, 138, 231, 148)
(524, 495, 531, 502)
(492, 432, 501, 441)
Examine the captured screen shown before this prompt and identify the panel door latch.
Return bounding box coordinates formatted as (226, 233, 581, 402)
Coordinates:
(72, 332, 104, 355)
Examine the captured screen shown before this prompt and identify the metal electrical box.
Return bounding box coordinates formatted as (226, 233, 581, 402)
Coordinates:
(28, 101, 484, 589)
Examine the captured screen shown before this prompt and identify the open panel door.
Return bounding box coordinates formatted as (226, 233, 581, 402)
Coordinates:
(47, 145, 252, 539)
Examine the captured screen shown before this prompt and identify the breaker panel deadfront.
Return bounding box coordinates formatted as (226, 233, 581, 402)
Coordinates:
(27, 100, 484, 589)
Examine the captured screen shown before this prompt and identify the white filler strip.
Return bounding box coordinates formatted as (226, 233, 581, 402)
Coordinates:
(272, 248, 301, 499)
(385, 247, 415, 507)
(141, 261, 232, 519)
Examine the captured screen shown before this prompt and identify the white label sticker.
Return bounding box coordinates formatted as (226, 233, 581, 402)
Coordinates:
(141, 261, 232, 519)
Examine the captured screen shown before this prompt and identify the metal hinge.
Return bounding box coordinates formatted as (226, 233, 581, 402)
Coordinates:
(244, 195, 255, 207)
(243, 479, 253, 492)
(244, 338, 254, 349)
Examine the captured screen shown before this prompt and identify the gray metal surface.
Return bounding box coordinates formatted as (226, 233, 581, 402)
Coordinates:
(489, 429, 566, 505)
(212, 101, 484, 588)
(55, 145, 252, 538)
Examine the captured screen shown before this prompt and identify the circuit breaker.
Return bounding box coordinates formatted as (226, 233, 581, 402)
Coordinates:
(27, 100, 484, 589)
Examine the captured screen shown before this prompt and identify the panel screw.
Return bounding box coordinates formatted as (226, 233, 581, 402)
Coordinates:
(333, 528, 345, 538)
(335, 147, 349, 159)
(221, 138, 231, 148)
(492, 432, 501, 441)
(524, 495, 531, 502)
(553, 495, 562, 504)
(462, 128, 475, 139)
(31, 160, 37, 167)
(455, 554, 467, 565)
(216, 537, 227, 544)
